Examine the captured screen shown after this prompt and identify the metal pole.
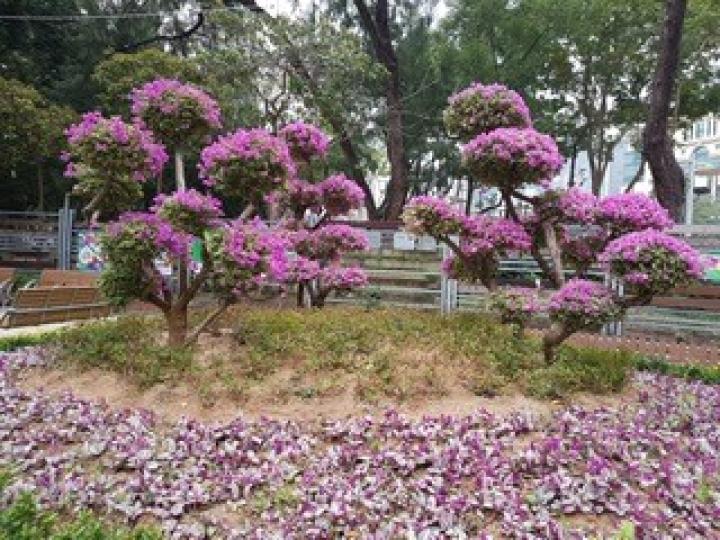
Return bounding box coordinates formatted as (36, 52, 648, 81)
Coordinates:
(685, 150, 695, 227)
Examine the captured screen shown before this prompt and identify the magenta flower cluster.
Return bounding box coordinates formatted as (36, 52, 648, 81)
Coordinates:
(444, 82, 532, 140)
(598, 193, 674, 233)
(462, 127, 564, 189)
(556, 188, 599, 223)
(319, 265, 369, 291)
(107, 211, 192, 258)
(3, 347, 719, 538)
(151, 189, 223, 235)
(199, 128, 296, 200)
(318, 174, 365, 216)
(402, 196, 464, 237)
(278, 121, 330, 162)
(548, 279, 619, 327)
(460, 215, 532, 256)
(131, 79, 222, 148)
(64, 112, 168, 182)
(600, 230, 706, 291)
(222, 218, 289, 288)
(293, 224, 370, 261)
(283, 255, 321, 283)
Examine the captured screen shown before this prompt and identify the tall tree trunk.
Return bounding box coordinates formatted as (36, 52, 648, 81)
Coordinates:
(568, 144, 577, 188)
(643, 0, 687, 222)
(353, 0, 409, 221)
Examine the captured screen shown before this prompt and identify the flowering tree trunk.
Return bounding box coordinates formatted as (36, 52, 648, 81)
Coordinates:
(644, 0, 687, 222)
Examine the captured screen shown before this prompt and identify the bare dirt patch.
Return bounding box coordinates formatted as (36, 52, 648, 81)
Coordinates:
(18, 362, 606, 425)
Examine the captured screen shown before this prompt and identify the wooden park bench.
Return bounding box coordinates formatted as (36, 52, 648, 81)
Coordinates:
(651, 284, 720, 311)
(0, 286, 111, 327)
(38, 269, 99, 287)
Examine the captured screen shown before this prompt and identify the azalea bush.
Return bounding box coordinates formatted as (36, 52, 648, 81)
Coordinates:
(63, 112, 167, 215)
(403, 81, 708, 362)
(274, 123, 369, 308)
(65, 79, 370, 344)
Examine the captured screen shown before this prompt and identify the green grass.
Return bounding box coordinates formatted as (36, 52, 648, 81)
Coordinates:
(52, 316, 191, 388)
(634, 356, 720, 384)
(0, 471, 160, 540)
(4, 307, 667, 401)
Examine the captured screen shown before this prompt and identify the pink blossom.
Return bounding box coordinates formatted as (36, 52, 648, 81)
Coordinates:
(319, 266, 368, 291)
(278, 121, 330, 161)
(461, 127, 564, 189)
(199, 129, 295, 199)
(597, 193, 674, 233)
(318, 174, 365, 216)
(445, 82, 532, 139)
(402, 196, 464, 237)
(549, 279, 619, 327)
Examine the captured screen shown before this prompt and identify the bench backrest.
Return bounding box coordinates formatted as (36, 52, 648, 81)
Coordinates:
(651, 283, 720, 311)
(14, 286, 101, 309)
(0, 267, 15, 283)
(38, 270, 99, 287)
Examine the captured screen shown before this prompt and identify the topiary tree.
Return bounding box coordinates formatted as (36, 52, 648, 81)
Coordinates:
(275, 122, 369, 307)
(403, 82, 708, 363)
(68, 81, 369, 344)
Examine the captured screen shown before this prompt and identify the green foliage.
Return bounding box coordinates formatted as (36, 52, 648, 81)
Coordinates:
(93, 50, 200, 116)
(635, 356, 720, 385)
(0, 332, 59, 352)
(0, 492, 161, 540)
(526, 346, 635, 398)
(54, 317, 191, 387)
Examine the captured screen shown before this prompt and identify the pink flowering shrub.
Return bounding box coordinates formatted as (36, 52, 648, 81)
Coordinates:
(403, 81, 707, 364)
(131, 79, 222, 149)
(462, 127, 564, 190)
(319, 174, 366, 216)
(151, 189, 223, 235)
(444, 82, 532, 140)
(206, 218, 289, 295)
(597, 193, 674, 234)
(402, 196, 464, 237)
(600, 230, 707, 294)
(460, 215, 531, 256)
(489, 287, 541, 332)
(293, 225, 370, 261)
(64, 112, 168, 213)
(282, 179, 324, 218)
(199, 128, 296, 201)
(548, 279, 621, 329)
(319, 266, 369, 292)
(556, 188, 599, 223)
(284, 255, 321, 283)
(278, 121, 330, 162)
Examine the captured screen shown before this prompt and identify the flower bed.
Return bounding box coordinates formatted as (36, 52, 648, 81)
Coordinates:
(1, 347, 718, 538)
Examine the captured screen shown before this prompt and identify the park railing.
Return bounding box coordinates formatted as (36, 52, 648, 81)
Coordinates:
(3, 212, 720, 338)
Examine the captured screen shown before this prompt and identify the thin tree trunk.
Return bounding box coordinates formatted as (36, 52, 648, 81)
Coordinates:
(36, 162, 44, 212)
(624, 155, 648, 193)
(643, 0, 687, 222)
(568, 144, 577, 188)
(166, 305, 188, 347)
(175, 151, 186, 191)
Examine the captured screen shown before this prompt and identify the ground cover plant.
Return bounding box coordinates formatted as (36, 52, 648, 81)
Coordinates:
(403, 82, 708, 363)
(0, 344, 718, 538)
